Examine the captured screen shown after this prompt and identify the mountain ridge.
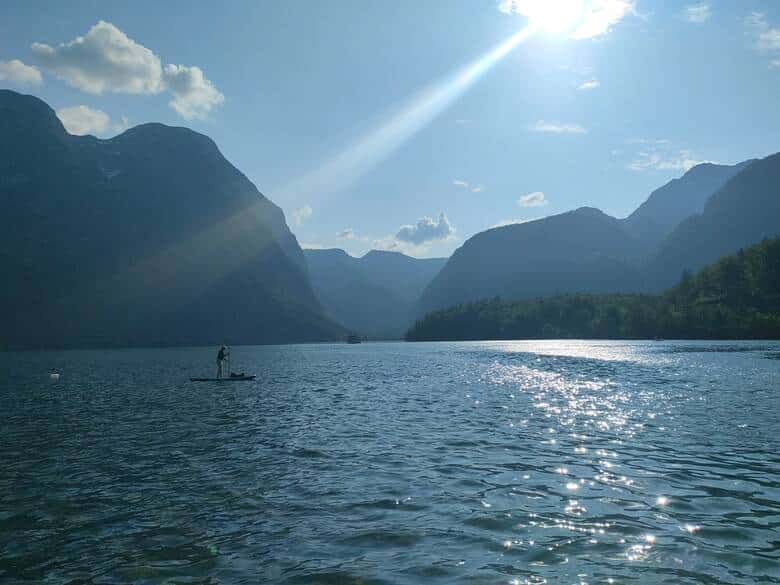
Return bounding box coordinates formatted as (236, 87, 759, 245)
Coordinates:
(0, 89, 341, 349)
(304, 248, 446, 338)
(418, 155, 778, 315)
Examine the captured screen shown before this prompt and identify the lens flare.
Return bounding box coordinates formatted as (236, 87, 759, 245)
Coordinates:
(279, 25, 536, 204)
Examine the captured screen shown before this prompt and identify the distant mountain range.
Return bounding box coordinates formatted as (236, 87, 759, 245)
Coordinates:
(419, 206, 645, 315)
(418, 155, 779, 316)
(650, 152, 780, 288)
(2, 89, 778, 347)
(0, 89, 341, 349)
(304, 248, 445, 338)
(622, 160, 754, 247)
(407, 234, 780, 341)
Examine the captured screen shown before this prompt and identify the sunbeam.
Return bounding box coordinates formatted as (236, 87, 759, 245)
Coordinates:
(278, 25, 537, 204)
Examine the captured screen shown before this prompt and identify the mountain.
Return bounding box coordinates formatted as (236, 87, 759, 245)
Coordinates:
(418, 156, 775, 315)
(623, 160, 755, 247)
(304, 248, 446, 338)
(358, 250, 447, 303)
(0, 89, 342, 349)
(650, 151, 780, 288)
(407, 234, 780, 341)
(419, 207, 644, 314)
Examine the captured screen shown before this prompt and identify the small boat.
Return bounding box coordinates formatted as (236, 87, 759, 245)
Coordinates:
(346, 333, 362, 344)
(190, 373, 256, 382)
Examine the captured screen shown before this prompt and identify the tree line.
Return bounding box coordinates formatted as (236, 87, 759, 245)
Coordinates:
(406, 235, 780, 341)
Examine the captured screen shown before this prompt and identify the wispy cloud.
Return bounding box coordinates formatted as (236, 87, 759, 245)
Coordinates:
(530, 120, 586, 134)
(293, 205, 313, 226)
(336, 228, 356, 240)
(31, 21, 223, 119)
(627, 137, 670, 145)
(572, 0, 635, 39)
(577, 79, 600, 91)
(518, 191, 549, 207)
(498, 0, 635, 40)
(453, 179, 484, 193)
(627, 143, 713, 173)
(683, 3, 711, 24)
(0, 59, 42, 85)
(746, 12, 780, 67)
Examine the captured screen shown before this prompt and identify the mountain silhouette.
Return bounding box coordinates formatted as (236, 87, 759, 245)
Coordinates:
(623, 160, 754, 248)
(651, 152, 780, 288)
(304, 248, 445, 338)
(419, 207, 643, 314)
(418, 157, 777, 314)
(0, 89, 341, 349)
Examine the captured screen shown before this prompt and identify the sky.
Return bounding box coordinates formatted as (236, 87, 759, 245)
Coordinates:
(1, 1, 779, 258)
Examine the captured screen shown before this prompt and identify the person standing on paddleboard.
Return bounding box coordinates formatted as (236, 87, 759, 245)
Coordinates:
(216, 345, 229, 379)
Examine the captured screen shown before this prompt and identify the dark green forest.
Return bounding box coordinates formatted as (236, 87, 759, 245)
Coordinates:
(406, 235, 780, 341)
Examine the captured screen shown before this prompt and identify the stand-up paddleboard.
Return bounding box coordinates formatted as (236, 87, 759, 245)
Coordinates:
(190, 374, 256, 382)
(192, 346, 255, 381)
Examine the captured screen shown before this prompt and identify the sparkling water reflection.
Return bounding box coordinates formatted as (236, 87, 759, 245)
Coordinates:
(1, 340, 779, 583)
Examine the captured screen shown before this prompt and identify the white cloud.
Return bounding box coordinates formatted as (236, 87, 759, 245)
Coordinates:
(747, 12, 780, 50)
(518, 191, 549, 207)
(453, 179, 484, 193)
(370, 235, 429, 256)
(577, 79, 600, 90)
(31, 21, 223, 118)
(0, 59, 42, 85)
(746, 12, 780, 66)
(163, 64, 224, 120)
(293, 205, 313, 226)
(530, 120, 586, 134)
(32, 21, 163, 94)
(395, 212, 454, 245)
(57, 105, 109, 135)
(683, 3, 711, 24)
(55, 105, 133, 137)
(499, 0, 634, 40)
(300, 242, 326, 250)
(336, 228, 356, 240)
(371, 235, 404, 253)
(627, 146, 713, 173)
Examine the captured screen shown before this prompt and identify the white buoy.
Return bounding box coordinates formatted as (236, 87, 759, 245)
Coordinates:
(50, 372, 60, 381)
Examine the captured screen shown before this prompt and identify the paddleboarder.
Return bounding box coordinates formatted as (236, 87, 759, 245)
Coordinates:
(216, 345, 229, 379)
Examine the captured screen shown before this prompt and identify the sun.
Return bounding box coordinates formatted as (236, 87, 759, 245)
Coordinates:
(512, 0, 586, 35)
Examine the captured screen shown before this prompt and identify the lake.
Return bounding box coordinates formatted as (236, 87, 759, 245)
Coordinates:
(1, 340, 779, 584)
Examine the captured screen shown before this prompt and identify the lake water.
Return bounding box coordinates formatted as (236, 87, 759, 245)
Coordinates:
(1, 340, 779, 584)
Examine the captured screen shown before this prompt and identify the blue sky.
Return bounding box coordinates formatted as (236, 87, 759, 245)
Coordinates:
(1, 1, 779, 258)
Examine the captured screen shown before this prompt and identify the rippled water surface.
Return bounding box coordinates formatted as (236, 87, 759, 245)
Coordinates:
(2, 340, 780, 584)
